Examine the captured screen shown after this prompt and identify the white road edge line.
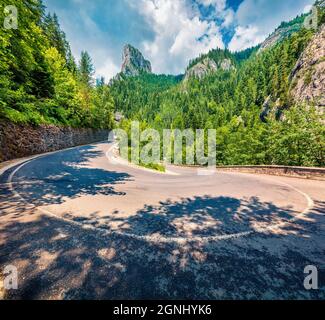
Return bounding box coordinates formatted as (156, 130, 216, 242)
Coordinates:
(105, 142, 179, 176)
(5, 146, 315, 244)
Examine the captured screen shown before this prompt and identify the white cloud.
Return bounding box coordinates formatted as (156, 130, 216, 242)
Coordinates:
(45, 0, 314, 77)
(198, 0, 227, 12)
(96, 59, 120, 81)
(228, 0, 313, 52)
(130, 0, 225, 74)
(222, 8, 235, 28)
(303, 5, 313, 14)
(228, 25, 265, 51)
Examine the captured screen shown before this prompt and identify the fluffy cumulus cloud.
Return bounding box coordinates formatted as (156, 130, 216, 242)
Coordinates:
(228, 25, 265, 51)
(44, 0, 155, 80)
(228, 0, 313, 51)
(198, 0, 234, 24)
(44, 0, 313, 78)
(129, 0, 225, 74)
(199, 0, 226, 10)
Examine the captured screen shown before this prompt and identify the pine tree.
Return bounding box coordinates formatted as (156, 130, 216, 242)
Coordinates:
(78, 51, 95, 88)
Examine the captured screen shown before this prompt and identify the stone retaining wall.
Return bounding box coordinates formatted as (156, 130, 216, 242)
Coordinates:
(0, 121, 109, 162)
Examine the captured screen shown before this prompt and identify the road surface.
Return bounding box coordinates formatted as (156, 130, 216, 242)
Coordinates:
(0, 142, 324, 299)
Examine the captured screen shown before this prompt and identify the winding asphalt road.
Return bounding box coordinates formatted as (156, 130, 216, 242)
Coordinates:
(0, 142, 324, 299)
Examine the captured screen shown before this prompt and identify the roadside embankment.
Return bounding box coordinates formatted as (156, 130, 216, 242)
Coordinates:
(0, 121, 108, 162)
(217, 165, 325, 180)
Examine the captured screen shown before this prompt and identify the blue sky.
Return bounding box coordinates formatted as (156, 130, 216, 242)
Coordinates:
(44, 0, 313, 80)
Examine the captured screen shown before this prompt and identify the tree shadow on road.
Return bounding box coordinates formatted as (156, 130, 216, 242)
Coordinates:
(6, 145, 132, 206)
(0, 197, 324, 300)
(72, 195, 297, 238)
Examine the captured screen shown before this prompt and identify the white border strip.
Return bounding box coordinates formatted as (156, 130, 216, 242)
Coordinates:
(3, 145, 315, 244)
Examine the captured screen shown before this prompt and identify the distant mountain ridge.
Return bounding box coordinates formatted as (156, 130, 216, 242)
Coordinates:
(111, 2, 324, 111)
(112, 6, 320, 82)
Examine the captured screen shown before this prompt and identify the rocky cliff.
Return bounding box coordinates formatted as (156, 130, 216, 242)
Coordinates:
(290, 23, 325, 110)
(260, 22, 325, 122)
(121, 44, 152, 77)
(258, 16, 305, 53)
(184, 58, 234, 81)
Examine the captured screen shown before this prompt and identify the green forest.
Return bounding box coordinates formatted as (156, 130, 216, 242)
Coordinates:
(110, 8, 325, 167)
(0, 0, 324, 167)
(0, 0, 114, 129)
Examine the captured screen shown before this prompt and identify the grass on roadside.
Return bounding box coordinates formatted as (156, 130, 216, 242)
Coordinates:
(119, 147, 166, 172)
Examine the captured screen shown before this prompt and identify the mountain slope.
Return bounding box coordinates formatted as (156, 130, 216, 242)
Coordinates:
(290, 24, 325, 109)
(184, 57, 235, 81)
(110, 5, 325, 167)
(258, 14, 307, 53)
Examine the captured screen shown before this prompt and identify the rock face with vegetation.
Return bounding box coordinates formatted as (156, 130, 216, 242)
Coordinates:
(184, 58, 218, 80)
(184, 57, 235, 81)
(110, 4, 325, 167)
(290, 24, 325, 109)
(1, 1, 324, 167)
(121, 44, 152, 77)
(220, 58, 235, 71)
(258, 15, 306, 53)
